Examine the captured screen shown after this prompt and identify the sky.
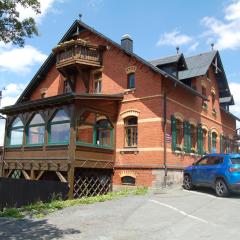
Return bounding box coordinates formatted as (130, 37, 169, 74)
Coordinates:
(0, 0, 240, 144)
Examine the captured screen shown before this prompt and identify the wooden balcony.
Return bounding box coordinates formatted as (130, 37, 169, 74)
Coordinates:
(53, 39, 103, 72)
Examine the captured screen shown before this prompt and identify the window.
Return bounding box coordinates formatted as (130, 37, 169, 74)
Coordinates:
(121, 176, 136, 185)
(202, 86, 207, 108)
(76, 111, 113, 148)
(212, 132, 217, 153)
(212, 92, 216, 109)
(176, 119, 183, 148)
(196, 157, 208, 166)
(190, 124, 197, 150)
(94, 73, 102, 93)
(127, 73, 135, 89)
(124, 116, 138, 147)
(171, 115, 183, 151)
(27, 114, 45, 145)
(231, 158, 240, 164)
(96, 119, 112, 146)
(49, 110, 70, 144)
(63, 76, 75, 93)
(8, 117, 24, 146)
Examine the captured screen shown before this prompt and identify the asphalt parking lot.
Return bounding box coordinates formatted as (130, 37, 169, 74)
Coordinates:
(1, 187, 240, 240)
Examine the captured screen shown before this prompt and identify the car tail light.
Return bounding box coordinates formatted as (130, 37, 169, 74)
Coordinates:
(229, 167, 240, 173)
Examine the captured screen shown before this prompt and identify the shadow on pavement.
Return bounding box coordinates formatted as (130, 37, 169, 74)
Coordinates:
(0, 218, 81, 240)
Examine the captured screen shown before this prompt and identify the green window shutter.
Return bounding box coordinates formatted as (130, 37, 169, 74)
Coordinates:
(184, 121, 190, 153)
(208, 130, 212, 153)
(197, 124, 203, 155)
(187, 122, 191, 153)
(183, 121, 187, 152)
(220, 134, 223, 153)
(171, 115, 177, 151)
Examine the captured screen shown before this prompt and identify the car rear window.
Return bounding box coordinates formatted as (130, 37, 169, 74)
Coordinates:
(231, 158, 240, 164)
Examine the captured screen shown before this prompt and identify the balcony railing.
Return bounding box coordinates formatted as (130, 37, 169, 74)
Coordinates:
(53, 39, 103, 69)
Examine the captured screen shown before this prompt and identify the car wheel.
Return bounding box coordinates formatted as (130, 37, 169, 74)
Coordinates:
(183, 175, 193, 190)
(215, 179, 229, 197)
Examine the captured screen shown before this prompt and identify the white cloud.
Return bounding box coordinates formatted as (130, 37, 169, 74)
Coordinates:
(17, 0, 63, 23)
(189, 42, 199, 51)
(0, 83, 26, 145)
(157, 30, 193, 47)
(201, 0, 240, 50)
(0, 45, 47, 74)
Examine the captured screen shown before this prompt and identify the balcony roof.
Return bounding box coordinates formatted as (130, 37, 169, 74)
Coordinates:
(0, 93, 123, 115)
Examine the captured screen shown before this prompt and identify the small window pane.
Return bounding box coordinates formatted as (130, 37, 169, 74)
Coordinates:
(121, 176, 136, 185)
(30, 114, 44, 125)
(52, 110, 69, 122)
(50, 122, 70, 143)
(96, 128, 111, 146)
(28, 126, 45, 144)
(12, 118, 23, 127)
(10, 128, 23, 145)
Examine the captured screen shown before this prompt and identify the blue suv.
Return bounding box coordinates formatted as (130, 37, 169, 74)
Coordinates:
(183, 154, 240, 197)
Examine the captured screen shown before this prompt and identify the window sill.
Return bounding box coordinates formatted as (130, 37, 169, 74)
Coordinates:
(76, 142, 113, 150)
(120, 147, 139, 154)
(124, 88, 136, 95)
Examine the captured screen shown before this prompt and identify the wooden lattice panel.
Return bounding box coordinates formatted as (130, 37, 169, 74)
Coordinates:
(73, 170, 112, 198)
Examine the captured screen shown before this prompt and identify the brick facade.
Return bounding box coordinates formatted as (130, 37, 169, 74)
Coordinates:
(6, 21, 238, 188)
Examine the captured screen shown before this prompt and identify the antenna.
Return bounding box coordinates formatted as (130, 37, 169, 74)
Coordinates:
(211, 43, 214, 51)
(176, 46, 180, 55)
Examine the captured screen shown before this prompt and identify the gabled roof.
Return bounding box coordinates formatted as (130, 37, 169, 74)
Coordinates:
(16, 20, 206, 104)
(178, 51, 217, 80)
(150, 54, 183, 66)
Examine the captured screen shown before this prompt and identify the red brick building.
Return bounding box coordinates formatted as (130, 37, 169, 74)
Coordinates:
(0, 20, 239, 196)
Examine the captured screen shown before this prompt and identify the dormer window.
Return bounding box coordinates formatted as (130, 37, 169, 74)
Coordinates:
(127, 73, 135, 89)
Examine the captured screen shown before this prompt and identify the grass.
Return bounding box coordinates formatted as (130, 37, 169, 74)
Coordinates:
(0, 187, 147, 219)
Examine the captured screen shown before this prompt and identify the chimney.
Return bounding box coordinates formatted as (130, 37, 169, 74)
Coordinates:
(121, 34, 133, 52)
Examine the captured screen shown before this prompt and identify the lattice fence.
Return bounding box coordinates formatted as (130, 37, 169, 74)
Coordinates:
(74, 170, 112, 198)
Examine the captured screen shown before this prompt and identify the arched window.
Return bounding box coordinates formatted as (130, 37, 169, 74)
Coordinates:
(8, 117, 24, 146)
(121, 176, 136, 185)
(76, 111, 113, 148)
(124, 116, 138, 147)
(27, 114, 45, 145)
(212, 132, 217, 153)
(49, 110, 70, 144)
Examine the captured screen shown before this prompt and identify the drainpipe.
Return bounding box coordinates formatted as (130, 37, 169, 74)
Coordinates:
(163, 90, 167, 187)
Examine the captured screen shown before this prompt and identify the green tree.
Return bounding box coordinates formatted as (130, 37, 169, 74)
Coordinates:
(0, 0, 41, 47)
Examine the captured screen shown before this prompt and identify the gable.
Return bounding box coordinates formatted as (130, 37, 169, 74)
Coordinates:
(16, 20, 205, 104)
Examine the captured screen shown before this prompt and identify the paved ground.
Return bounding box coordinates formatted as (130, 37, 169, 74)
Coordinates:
(1, 187, 240, 240)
